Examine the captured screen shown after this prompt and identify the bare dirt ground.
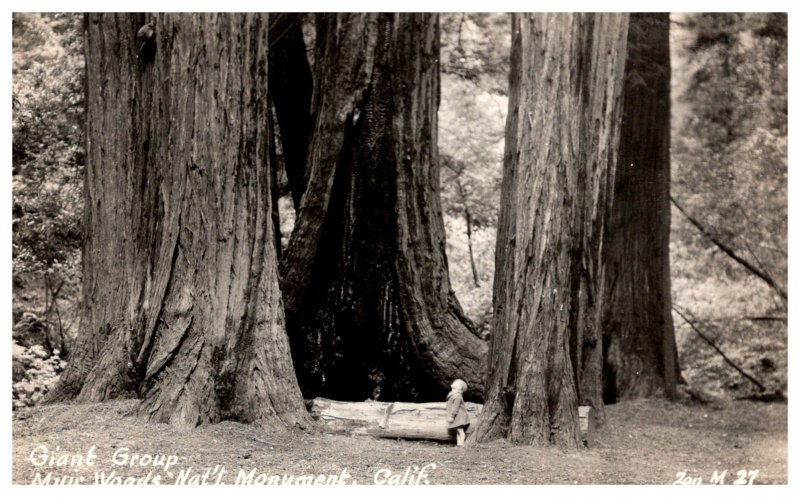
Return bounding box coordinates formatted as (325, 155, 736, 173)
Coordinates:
(12, 397, 786, 485)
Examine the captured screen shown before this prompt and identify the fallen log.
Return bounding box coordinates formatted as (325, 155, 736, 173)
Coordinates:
(308, 398, 596, 446)
(307, 398, 483, 441)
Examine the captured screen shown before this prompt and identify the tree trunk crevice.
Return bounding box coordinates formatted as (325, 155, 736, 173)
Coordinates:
(43, 13, 310, 430)
(473, 13, 628, 446)
(280, 13, 486, 403)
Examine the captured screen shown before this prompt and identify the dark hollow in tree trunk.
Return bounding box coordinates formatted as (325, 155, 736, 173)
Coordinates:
(43, 13, 310, 429)
(268, 13, 313, 212)
(473, 13, 628, 446)
(279, 13, 487, 403)
(601, 13, 679, 403)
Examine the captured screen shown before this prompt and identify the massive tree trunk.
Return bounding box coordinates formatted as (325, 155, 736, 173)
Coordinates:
(472, 13, 628, 446)
(601, 13, 679, 402)
(43, 13, 309, 429)
(268, 13, 313, 211)
(571, 13, 631, 424)
(279, 13, 487, 402)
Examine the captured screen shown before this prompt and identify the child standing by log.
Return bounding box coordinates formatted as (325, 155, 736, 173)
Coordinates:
(446, 379, 469, 446)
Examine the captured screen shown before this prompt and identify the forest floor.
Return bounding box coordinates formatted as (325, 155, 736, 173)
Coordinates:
(12, 397, 787, 485)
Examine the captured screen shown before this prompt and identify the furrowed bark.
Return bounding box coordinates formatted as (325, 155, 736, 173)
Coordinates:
(602, 13, 679, 403)
(473, 13, 628, 446)
(572, 13, 629, 425)
(43, 13, 309, 429)
(279, 13, 486, 402)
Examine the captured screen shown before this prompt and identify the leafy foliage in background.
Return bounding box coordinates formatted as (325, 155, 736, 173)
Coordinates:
(440, 13, 510, 93)
(12, 341, 66, 410)
(438, 14, 509, 333)
(670, 13, 787, 396)
(12, 13, 85, 356)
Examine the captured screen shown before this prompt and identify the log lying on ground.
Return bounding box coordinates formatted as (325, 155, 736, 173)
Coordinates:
(308, 398, 596, 445)
(307, 398, 483, 441)
(308, 398, 595, 445)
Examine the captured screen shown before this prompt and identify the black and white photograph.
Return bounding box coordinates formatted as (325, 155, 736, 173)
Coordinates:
(4, 2, 793, 490)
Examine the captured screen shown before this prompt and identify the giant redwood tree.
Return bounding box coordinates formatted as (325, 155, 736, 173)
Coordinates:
(43, 13, 309, 428)
(279, 13, 487, 402)
(570, 13, 632, 424)
(601, 13, 679, 402)
(473, 13, 629, 446)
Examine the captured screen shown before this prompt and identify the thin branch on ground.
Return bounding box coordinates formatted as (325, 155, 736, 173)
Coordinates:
(743, 316, 787, 323)
(672, 305, 766, 392)
(670, 196, 787, 305)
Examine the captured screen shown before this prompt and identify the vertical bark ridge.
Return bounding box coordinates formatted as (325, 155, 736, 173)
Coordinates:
(602, 13, 678, 402)
(280, 13, 487, 402)
(573, 14, 629, 424)
(474, 13, 628, 446)
(44, 13, 309, 429)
